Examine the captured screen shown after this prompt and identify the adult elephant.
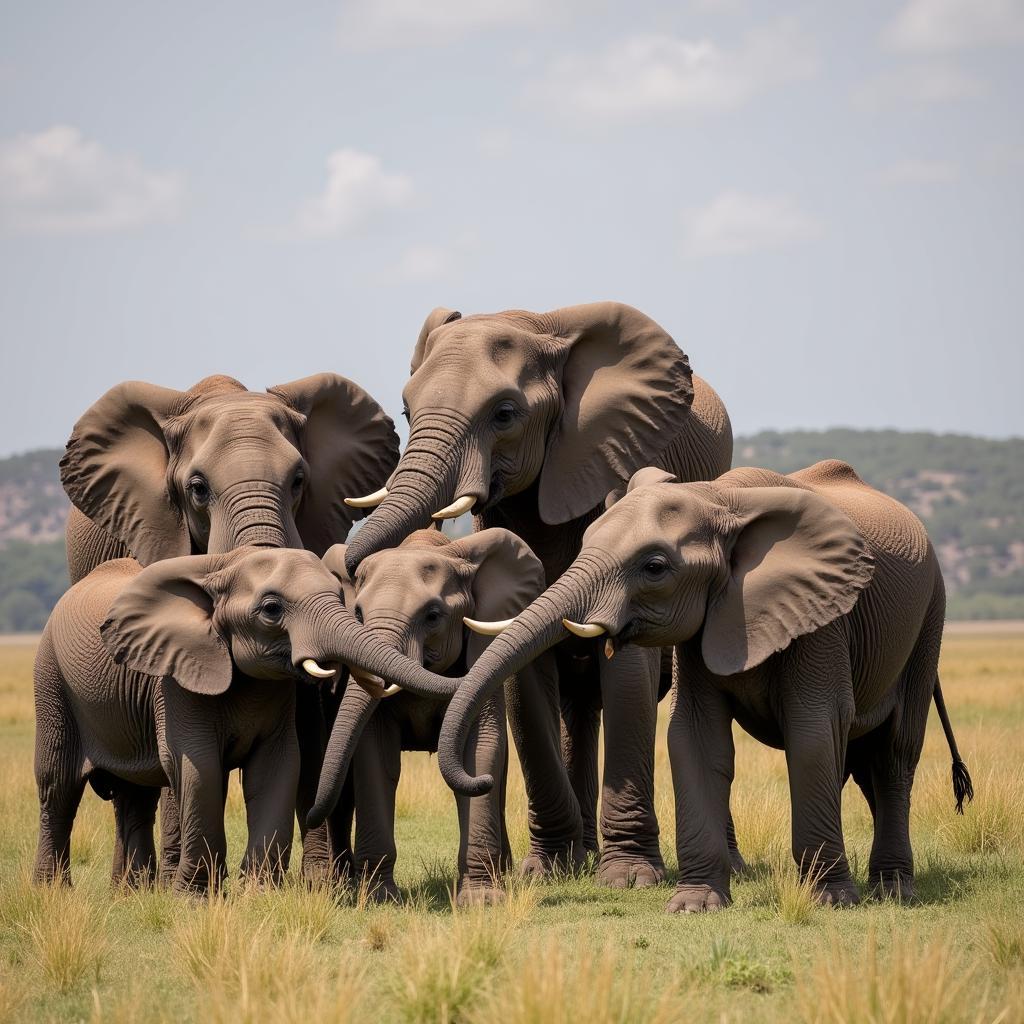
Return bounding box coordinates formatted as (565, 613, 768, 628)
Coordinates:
(59, 372, 399, 881)
(437, 462, 973, 911)
(342, 302, 733, 886)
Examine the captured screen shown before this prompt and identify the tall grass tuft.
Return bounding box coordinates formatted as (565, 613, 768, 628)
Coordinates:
(23, 884, 109, 992)
(984, 913, 1024, 970)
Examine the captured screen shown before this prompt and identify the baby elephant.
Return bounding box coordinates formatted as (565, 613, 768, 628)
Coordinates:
(315, 528, 549, 905)
(33, 547, 454, 893)
(439, 460, 973, 911)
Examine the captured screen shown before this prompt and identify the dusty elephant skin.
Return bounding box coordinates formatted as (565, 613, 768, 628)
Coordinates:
(308, 528, 576, 904)
(341, 301, 733, 887)
(32, 547, 456, 894)
(58, 372, 399, 882)
(438, 460, 974, 912)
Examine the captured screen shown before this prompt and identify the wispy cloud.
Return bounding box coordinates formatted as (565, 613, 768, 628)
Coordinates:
(880, 158, 959, 185)
(391, 231, 479, 282)
(530, 19, 817, 119)
(683, 191, 821, 257)
(295, 148, 413, 237)
(856, 62, 987, 107)
(338, 0, 573, 49)
(883, 0, 1024, 53)
(0, 126, 182, 235)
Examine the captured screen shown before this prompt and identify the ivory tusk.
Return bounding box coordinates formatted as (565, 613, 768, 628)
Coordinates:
(344, 487, 388, 509)
(562, 619, 607, 638)
(380, 684, 402, 697)
(605, 638, 615, 660)
(463, 616, 514, 636)
(432, 494, 475, 520)
(302, 658, 337, 679)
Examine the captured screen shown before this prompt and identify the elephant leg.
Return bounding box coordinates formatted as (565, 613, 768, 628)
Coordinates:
(505, 653, 585, 877)
(157, 787, 182, 886)
(294, 683, 335, 884)
(327, 773, 356, 884)
(456, 691, 510, 906)
(557, 646, 601, 858)
(352, 709, 401, 904)
(596, 644, 666, 888)
(111, 784, 160, 888)
(665, 662, 734, 913)
(240, 726, 300, 885)
(167, 752, 228, 895)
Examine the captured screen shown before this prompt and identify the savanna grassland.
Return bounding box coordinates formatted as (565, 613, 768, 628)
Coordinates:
(1, 629, 1022, 1023)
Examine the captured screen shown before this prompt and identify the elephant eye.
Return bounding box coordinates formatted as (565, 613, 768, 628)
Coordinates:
(492, 401, 518, 428)
(258, 596, 285, 624)
(291, 469, 305, 496)
(424, 605, 444, 628)
(642, 555, 671, 581)
(187, 476, 211, 508)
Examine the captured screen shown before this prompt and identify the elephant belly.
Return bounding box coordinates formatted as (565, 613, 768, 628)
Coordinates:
(726, 687, 785, 749)
(390, 692, 446, 752)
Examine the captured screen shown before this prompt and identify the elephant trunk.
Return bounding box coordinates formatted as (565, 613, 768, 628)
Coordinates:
(343, 418, 464, 575)
(211, 483, 302, 553)
(437, 560, 596, 796)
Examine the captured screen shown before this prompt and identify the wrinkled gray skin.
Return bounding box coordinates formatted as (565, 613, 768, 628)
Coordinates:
(311, 528, 564, 905)
(343, 302, 734, 886)
(438, 462, 973, 912)
(59, 372, 399, 882)
(33, 548, 456, 894)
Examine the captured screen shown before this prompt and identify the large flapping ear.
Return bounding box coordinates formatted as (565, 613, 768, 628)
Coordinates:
(604, 468, 677, 510)
(701, 487, 874, 677)
(448, 528, 546, 666)
(60, 381, 191, 565)
(268, 374, 399, 555)
(321, 543, 357, 607)
(538, 302, 694, 525)
(100, 552, 240, 695)
(410, 307, 462, 373)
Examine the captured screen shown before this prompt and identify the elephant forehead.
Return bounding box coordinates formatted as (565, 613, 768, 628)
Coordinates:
(238, 549, 337, 595)
(180, 394, 302, 448)
(358, 550, 467, 597)
(586, 486, 718, 549)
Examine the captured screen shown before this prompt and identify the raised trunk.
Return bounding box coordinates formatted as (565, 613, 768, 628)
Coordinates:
(436, 562, 595, 796)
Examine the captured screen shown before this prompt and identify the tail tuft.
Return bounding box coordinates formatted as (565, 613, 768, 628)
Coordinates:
(952, 758, 974, 815)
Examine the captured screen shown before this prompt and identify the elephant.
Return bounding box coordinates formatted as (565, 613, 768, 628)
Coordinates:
(308, 527, 564, 904)
(58, 371, 399, 881)
(32, 546, 458, 893)
(340, 301, 734, 887)
(436, 460, 974, 912)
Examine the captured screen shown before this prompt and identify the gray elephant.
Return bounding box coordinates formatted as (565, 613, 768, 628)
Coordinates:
(437, 461, 973, 911)
(340, 301, 733, 887)
(309, 528, 562, 904)
(33, 547, 457, 893)
(59, 372, 399, 880)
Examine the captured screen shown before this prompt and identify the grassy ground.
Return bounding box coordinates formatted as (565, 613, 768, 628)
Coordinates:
(1, 631, 1022, 1023)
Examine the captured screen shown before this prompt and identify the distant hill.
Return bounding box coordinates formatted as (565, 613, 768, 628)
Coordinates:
(0, 431, 1021, 630)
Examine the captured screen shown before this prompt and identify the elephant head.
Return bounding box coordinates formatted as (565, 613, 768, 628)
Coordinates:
(61, 373, 399, 565)
(100, 547, 460, 700)
(436, 468, 875, 795)
(341, 302, 695, 575)
(306, 527, 545, 828)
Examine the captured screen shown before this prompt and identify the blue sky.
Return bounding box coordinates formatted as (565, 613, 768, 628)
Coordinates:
(1, 0, 1021, 454)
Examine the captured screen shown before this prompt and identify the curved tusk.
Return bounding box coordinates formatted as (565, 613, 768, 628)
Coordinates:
(561, 619, 606, 639)
(302, 658, 337, 679)
(432, 494, 475, 520)
(463, 616, 514, 636)
(344, 487, 388, 509)
(380, 684, 402, 698)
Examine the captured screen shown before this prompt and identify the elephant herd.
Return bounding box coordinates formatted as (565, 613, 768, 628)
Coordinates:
(33, 301, 973, 913)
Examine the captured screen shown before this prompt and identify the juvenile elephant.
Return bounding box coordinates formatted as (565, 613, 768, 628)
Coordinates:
(33, 547, 456, 893)
(59, 372, 399, 880)
(341, 302, 733, 886)
(438, 461, 973, 911)
(309, 528, 561, 904)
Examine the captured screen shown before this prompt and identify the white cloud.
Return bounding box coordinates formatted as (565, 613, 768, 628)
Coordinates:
(338, 0, 570, 48)
(392, 231, 479, 282)
(856, 63, 987, 106)
(683, 191, 821, 257)
(880, 158, 959, 185)
(884, 0, 1024, 52)
(0, 126, 182, 235)
(295, 148, 413, 237)
(531, 20, 817, 119)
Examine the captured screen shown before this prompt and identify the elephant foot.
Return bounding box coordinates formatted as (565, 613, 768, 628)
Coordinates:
(301, 854, 341, 888)
(729, 847, 750, 877)
(596, 852, 665, 889)
(666, 883, 730, 914)
(112, 864, 156, 890)
(520, 843, 589, 879)
(815, 878, 861, 907)
(870, 871, 914, 903)
(364, 877, 402, 905)
(456, 882, 506, 907)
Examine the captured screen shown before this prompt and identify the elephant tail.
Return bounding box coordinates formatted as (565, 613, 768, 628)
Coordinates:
(933, 677, 974, 815)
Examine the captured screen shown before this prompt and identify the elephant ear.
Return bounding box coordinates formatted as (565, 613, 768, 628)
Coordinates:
(60, 381, 191, 566)
(100, 552, 239, 695)
(604, 467, 679, 510)
(321, 543, 357, 607)
(449, 528, 546, 666)
(268, 374, 400, 555)
(410, 307, 462, 373)
(538, 302, 694, 525)
(701, 487, 874, 677)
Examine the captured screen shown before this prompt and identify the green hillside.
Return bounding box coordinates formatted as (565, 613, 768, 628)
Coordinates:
(0, 432, 1021, 630)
